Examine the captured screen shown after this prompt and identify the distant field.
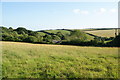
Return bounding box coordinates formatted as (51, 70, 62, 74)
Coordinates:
(38, 29, 118, 38)
(2, 41, 119, 78)
(85, 29, 117, 37)
(45, 30, 71, 35)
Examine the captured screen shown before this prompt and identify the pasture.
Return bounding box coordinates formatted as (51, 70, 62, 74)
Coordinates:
(2, 41, 119, 78)
(85, 29, 117, 38)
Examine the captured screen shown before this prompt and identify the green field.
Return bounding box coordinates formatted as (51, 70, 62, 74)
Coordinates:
(2, 41, 119, 78)
(85, 29, 118, 38)
(45, 30, 71, 35)
(37, 30, 71, 36)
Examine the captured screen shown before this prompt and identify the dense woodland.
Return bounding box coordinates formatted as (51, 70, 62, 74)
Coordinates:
(0, 27, 119, 47)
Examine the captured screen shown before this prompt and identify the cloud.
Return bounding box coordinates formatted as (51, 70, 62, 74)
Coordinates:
(73, 9, 81, 14)
(110, 8, 117, 13)
(97, 8, 117, 14)
(73, 8, 117, 15)
(73, 9, 89, 15)
(99, 8, 106, 13)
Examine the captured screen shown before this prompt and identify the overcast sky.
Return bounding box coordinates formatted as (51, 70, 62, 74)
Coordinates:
(1, 1, 118, 30)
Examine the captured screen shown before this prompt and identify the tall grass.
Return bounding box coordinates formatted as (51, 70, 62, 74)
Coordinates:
(2, 41, 119, 78)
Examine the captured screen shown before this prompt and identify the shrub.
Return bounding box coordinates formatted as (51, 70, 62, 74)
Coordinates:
(24, 36, 37, 43)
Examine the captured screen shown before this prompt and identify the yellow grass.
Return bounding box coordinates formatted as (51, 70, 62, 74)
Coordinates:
(85, 29, 118, 37)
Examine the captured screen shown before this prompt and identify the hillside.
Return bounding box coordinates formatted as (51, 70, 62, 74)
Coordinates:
(2, 41, 119, 78)
(1, 27, 119, 47)
(38, 29, 94, 41)
(1, 27, 94, 44)
(84, 29, 119, 38)
(39, 28, 118, 39)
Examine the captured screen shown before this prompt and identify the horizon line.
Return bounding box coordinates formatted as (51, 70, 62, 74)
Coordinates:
(0, 26, 119, 31)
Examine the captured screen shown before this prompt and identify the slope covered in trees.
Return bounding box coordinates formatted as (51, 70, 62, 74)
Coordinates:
(0, 26, 118, 47)
(0, 27, 89, 43)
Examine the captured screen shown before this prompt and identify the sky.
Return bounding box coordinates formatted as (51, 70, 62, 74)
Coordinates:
(1, 0, 119, 2)
(0, 2, 118, 30)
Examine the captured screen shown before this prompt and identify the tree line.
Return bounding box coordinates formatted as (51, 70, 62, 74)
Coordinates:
(0, 27, 119, 47)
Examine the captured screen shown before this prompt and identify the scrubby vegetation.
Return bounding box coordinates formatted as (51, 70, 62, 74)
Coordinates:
(107, 34, 120, 47)
(0, 27, 91, 44)
(1, 26, 119, 47)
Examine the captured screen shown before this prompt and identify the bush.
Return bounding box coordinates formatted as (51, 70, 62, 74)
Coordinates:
(69, 30, 87, 41)
(24, 36, 37, 43)
(43, 35, 53, 43)
(108, 34, 120, 47)
(14, 27, 28, 34)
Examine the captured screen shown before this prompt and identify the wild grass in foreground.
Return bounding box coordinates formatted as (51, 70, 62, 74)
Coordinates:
(2, 41, 119, 78)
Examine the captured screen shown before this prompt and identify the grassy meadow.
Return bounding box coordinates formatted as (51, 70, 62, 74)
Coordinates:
(2, 41, 119, 78)
(85, 29, 117, 38)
